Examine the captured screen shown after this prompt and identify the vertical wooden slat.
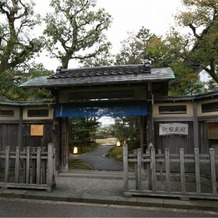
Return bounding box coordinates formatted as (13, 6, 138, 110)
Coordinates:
(136, 148, 142, 190)
(31, 147, 36, 183)
(151, 148, 156, 192)
(53, 148, 56, 183)
(146, 149, 152, 190)
(4, 146, 10, 183)
(15, 146, 20, 183)
(180, 148, 186, 193)
(158, 149, 163, 186)
(134, 149, 137, 187)
(209, 148, 217, 194)
(194, 148, 201, 194)
(26, 147, 30, 184)
(36, 147, 41, 184)
(165, 148, 170, 192)
(22, 148, 26, 183)
(123, 144, 129, 192)
(41, 147, 46, 184)
(47, 143, 54, 190)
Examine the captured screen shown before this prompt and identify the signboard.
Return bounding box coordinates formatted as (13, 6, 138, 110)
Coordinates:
(30, 125, 44, 136)
(208, 122, 218, 140)
(159, 123, 188, 136)
(55, 101, 147, 118)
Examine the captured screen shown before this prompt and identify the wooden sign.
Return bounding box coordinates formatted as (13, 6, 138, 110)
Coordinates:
(208, 122, 218, 139)
(31, 125, 44, 136)
(159, 123, 188, 136)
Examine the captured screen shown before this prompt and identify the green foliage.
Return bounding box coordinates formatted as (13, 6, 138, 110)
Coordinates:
(106, 146, 123, 162)
(112, 117, 130, 145)
(96, 125, 114, 138)
(175, 0, 218, 84)
(44, 0, 112, 68)
(68, 159, 91, 169)
(115, 27, 155, 65)
(0, 64, 52, 100)
(115, 26, 204, 95)
(0, 0, 44, 74)
(69, 117, 100, 153)
(0, 0, 48, 100)
(111, 117, 140, 151)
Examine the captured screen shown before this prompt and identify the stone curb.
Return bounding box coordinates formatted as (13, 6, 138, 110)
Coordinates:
(1, 190, 218, 212)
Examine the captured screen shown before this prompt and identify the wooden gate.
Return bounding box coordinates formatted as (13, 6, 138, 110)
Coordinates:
(0, 143, 56, 191)
(123, 145, 218, 200)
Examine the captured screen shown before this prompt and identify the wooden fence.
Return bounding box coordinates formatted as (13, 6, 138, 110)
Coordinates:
(0, 143, 56, 191)
(123, 145, 218, 200)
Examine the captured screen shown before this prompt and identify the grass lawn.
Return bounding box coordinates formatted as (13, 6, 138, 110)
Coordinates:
(106, 146, 123, 162)
(96, 137, 117, 145)
(68, 159, 92, 170)
(70, 142, 98, 155)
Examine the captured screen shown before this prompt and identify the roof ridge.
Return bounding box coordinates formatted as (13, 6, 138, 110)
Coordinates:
(49, 64, 151, 79)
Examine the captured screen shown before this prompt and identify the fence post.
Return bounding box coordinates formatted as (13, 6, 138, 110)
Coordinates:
(123, 143, 129, 192)
(145, 149, 151, 190)
(194, 148, 201, 194)
(151, 148, 156, 192)
(209, 148, 217, 195)
(180, 148, 186, 193)
(165, 148, 170, 192)
(41, 147, 46, 184)
(4, 146, 10, 184)
(15, 146, 20, 183)
(26, 147, 30, 184)
(47, 143, 55, 191)
(32, 147, 36, 183)
(36, 147, 41, 184)
(136, 148, 142, 190)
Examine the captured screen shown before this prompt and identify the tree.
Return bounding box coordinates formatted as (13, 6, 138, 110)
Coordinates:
(0, 0, 44, 74)
(164, 30, 204, 95)
(0, 64, 52, 100)
(115, 26, 203, 95)
(69, 117, 100, 153)
(115, 27, 155, 65)
(175, 0, 218, 84)
(111, 117, 140, 151)
(44, 0, 112, 68)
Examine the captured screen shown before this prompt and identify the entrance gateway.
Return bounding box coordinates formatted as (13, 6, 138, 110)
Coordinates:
(20, 63, 175, 171)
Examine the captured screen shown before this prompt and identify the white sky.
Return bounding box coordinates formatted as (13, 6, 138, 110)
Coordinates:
(35, 0, 183, 70)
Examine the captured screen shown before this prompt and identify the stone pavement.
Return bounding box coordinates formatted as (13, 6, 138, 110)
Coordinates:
(71, 143, 123, 171)
(1, 170, 218, 213)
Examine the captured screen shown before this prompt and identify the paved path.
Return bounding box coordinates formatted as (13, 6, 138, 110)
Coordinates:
(70, 144, 123, 171)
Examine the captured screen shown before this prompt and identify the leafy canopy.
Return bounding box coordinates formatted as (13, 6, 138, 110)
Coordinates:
(0, 0, 44, 74)
(44, 0, 112, 68)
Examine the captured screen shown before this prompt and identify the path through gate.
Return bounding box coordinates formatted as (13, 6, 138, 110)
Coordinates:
(123, 144, 218, 200)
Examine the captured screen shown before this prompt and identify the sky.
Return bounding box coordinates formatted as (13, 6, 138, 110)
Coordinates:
(35, 0, 183, 70)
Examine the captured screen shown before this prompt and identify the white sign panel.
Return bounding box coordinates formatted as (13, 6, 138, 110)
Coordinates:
(159, 123, 188, 136)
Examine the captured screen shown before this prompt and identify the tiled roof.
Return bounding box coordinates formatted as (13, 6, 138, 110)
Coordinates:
(20, 64, 175, 89)
(49, 64, 151, 79)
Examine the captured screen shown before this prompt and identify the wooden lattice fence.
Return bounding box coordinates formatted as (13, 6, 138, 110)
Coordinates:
(123, 145, 218, 200)
(0, 143, 56, 191)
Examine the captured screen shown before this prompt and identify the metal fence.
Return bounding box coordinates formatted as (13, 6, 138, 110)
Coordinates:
(123, 145, 218, 200)
(0, 143, 56, 191)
